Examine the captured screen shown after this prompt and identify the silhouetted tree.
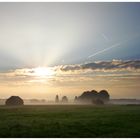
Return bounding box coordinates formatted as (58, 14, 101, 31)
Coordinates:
(5, 96, 24, 106)
(62, 96, 68, 103)
(99, 90, 110, 102)
(93, 99, 104, 105)
(77, 89, 110, 104)
(55, 95, 59, 103)
(78, 90, 98, 102)
(74, 96, 78, 102)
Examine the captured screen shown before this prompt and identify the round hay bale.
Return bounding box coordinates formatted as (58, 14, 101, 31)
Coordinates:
(5, 96, 24, 106)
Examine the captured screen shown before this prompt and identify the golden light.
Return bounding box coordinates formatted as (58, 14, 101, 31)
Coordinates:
(34, 67, 55, 77)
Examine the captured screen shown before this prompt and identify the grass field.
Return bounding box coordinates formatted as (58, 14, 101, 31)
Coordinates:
(0, 105, 140, 138)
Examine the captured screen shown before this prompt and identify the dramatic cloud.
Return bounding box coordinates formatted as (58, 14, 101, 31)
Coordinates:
(58, 60, 140, 72)
(1, 60, 140, 81)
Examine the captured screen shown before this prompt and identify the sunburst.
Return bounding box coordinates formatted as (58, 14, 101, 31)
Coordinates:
(34, 67, 55, 77)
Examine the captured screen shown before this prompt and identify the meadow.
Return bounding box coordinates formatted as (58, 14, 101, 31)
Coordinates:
(0, 105, 140, 138)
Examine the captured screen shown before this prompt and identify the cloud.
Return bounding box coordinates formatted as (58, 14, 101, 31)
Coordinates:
(58, 60, 140, 72)
(0, 60, 139, 86)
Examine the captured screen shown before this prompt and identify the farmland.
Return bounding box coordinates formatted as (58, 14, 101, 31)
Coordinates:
(0, 105, 140, 138)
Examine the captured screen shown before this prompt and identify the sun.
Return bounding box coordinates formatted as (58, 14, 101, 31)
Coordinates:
(34, 67, 55, 77)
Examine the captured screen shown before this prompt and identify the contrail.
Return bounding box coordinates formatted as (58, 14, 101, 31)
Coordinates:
(88, 42, 121, 58)
(86, 33, 140, 63)
(102, 33, 110, 42)
(88, 32, 140, 59)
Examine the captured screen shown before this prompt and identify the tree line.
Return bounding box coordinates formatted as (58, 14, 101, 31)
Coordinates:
(5, 89, 110, 106)
(55, 89, 110, 105)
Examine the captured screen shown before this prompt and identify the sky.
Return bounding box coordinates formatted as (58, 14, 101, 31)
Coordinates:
(0, 2, 140, 100)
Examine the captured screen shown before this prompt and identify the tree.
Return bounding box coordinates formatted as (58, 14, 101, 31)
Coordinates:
(55, 95, 59, 103)
(78, 90, 98, 102)
(92, 99, 104, 105)
(62, 96, 68, 103)
(74, 96, 78, 102)
(99, 90, 110, 102)
(77, 89, 110, 104)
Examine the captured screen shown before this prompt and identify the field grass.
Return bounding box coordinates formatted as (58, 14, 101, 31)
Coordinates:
(0, 105, 140, 138)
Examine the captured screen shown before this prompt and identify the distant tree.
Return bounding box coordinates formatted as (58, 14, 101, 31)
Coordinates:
(99, 90, 110, 102)
(93, 99, 104, 105)
(74, 96, 78, 102)
(41, 99, 46, 103)
(62, 96, 68, 103)
(55, 95, 59, 103)
(77, 89, 110, 104)
(30, 99, 40, 103)
(78, 90, 98, 102)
